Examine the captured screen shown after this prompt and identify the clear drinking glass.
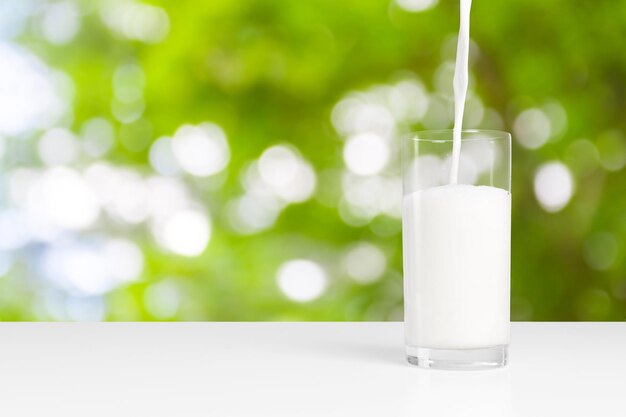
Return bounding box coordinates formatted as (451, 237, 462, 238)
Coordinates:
(402, 129, 511, 370)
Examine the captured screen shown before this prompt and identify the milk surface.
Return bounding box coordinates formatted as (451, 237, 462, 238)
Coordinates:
(403, 184, 510, 349)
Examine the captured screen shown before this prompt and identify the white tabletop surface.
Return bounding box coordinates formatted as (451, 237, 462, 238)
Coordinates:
(0, 322, 623, 416)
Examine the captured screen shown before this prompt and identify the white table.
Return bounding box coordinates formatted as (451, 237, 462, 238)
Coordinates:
(0, 323, 623, 416)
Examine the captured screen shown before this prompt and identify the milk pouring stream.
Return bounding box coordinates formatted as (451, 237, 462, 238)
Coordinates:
(450, 0, 471, 184)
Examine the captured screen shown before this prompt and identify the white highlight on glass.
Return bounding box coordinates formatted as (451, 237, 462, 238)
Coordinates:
(514, 108, 552, 149)
(343, 243, 387, 284)
(343, 132, 390, 176)
(464, 138, 500, 174)
(277, 259, 328, 302)
(405, 156, 442, 190)
(442, 153, 478, 185)
(172, 123, 230, 177)
(533, 162, 575, 212)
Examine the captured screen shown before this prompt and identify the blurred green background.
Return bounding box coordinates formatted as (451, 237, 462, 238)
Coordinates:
(0, 0, 624, 321)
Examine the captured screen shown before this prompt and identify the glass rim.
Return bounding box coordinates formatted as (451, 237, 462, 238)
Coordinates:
(404, 129, 511, 143)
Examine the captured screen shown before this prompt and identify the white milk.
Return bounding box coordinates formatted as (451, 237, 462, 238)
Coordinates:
(450, 0, 472, 184)
(403, 184, 510, 349)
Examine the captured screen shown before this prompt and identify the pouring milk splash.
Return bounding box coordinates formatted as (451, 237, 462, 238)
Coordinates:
(449, 0, 472, 184)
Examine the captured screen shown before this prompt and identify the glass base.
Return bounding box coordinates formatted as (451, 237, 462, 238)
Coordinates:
(406, 345, 508, 370)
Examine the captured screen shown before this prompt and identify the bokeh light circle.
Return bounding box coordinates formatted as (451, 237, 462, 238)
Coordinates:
(533, 162, 574, 212)
(396, 0, 439, 13)
(153, 209, 211, 257)
(343, 243, 387, 284)
(514, 108, 551, 149)
(172, 123, 230, 177)
(277, 259, 327, 302)
(343, 132, 390, 176)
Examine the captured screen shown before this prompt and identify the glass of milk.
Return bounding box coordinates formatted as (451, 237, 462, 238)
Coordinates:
(402, 129, 511, 370)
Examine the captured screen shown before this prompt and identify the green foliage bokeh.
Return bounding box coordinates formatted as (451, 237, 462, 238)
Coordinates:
(1, 0, 625, 321)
